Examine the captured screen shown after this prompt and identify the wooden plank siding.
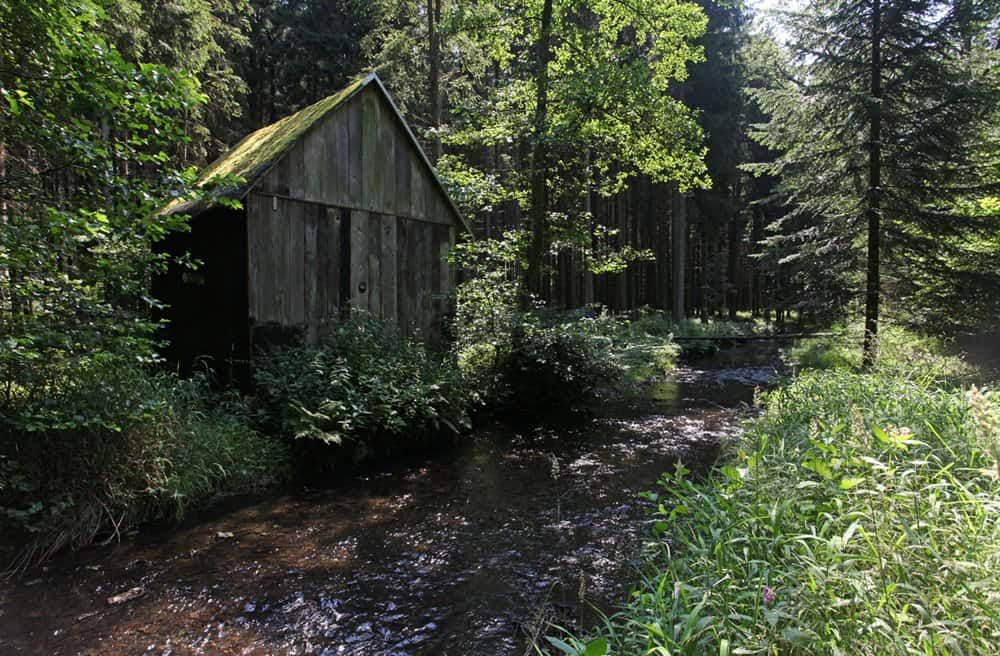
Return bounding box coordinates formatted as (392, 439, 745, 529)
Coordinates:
(248, 192, 454, 339)
(256, 87, 454, 225)
(380, 214, 398, 322)
(350, 209, 370, 311)
(244, 83, 461, 343)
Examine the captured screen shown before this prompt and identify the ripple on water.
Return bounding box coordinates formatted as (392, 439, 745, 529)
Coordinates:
(0, 353, 781, 656)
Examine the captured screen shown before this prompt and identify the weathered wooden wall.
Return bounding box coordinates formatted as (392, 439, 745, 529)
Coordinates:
(246, 85, 459, 342)
(255, 86, 456, 226)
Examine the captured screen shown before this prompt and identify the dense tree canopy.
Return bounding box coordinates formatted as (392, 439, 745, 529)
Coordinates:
(750, 0, 1000, 351)
(2, 0, 999, 379)
(1, 0, 207, 397)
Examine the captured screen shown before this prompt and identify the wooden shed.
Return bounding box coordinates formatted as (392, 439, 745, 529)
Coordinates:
(155, 73, 468, 376)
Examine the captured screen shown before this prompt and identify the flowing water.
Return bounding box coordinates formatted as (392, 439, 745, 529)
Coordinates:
(0, 345, 780, 655)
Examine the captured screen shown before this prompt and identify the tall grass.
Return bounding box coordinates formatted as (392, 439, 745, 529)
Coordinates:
(1, 365, 291, 568)
(559, 371, 1000, 655)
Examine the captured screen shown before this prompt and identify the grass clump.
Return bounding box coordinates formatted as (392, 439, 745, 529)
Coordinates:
(788, 323, 974, 380)
(0, 361, 289, 568)
(564, 370, 1000, 655)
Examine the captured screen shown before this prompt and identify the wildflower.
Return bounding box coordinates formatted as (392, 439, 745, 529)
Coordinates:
(890, 426, 914, 444)
(761, 586, 777, 605)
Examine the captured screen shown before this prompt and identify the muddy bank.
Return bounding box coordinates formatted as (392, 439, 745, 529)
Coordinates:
(0, 347, 779, 655)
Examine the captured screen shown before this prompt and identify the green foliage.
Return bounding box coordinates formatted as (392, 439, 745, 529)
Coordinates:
(749, 0, 1000, 329)
(0, 0, 217, 413)
(106, 0, 253, 163)
(0, 362, 288, 567)
(254, 314, 471, 465)
(567, 370, 1000, 654)
(786, 334, 856, 372)
(494, 320, 622, 417)
(566, 309, 681, 381)
(0, 0, 290, 567)
(788, 323, 974, 381)
(671, 317, 773, 359)
(451, 234, 627, 415)
(450, 230, 524, 363)
(384, 0, 711, 296)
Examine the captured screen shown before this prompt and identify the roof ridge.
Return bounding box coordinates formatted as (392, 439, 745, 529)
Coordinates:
(164, 71, 469, 233)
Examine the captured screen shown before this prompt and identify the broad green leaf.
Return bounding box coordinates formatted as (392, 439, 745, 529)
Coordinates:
(583, 638, 608, 656)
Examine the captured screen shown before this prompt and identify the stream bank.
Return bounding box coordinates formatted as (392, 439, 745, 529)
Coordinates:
(0, 344, 780, 655)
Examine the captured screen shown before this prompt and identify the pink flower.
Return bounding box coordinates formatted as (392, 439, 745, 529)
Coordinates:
(761, 586, 777, 605)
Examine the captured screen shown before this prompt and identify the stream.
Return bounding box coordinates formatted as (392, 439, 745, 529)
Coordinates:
(0, 344, 780, 655)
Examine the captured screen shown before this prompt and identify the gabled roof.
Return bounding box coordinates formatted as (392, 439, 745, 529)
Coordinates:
(165, 72, 467, 231)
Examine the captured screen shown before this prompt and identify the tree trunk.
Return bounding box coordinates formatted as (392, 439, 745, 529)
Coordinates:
(671, 186, 686, 323)
(656, 184, 669, 310)
(583, 148, 595, 305)
(955, 0, 973, 55)
(428, 0, 442, 163)
(727, 212, 740, 320)
(0, 139, 7, 321)
(525, 0, 554, 302)
(699, 216, 709, 323)
(863, 0, 882, 369)
(750, 205, 763, 317)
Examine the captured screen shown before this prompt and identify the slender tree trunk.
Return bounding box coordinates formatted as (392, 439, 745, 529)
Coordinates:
(0, 139, 7, 322)
(750, 205, 763, 317)
(428, 0, 442, 163)
(655, 184, 669, 310)
(727, 211, 740, 321)
(525, 0, 554, 301)
(671, 186, 686, 323)
(955, 0, 973, 55)
(583, 148, 595, 305)
(700, 217, 709, 323)
(863, 0, 882, 369)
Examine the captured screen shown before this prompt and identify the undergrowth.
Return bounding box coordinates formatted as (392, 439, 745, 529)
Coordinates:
(0, 362, 289, 569)
(556, 370, 1000, 655)
(788, 323, 974, 380)
(254, 314, 471, 466)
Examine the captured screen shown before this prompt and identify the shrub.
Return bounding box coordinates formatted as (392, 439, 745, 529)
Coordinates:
(0, 360, 289, 567)
(496, 320, 622, 416)
(564, 371, 1000, 655)
(572, 309, 680, 382)
(254, 314, 471, 465)
(454, 310, 624, 418)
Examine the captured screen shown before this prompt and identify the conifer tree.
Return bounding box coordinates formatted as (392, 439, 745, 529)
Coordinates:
(751, 0, 1000, 363)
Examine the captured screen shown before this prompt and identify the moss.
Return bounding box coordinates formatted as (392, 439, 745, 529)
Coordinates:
(161, 75, 370, 216)
(199, 76, 367, 185)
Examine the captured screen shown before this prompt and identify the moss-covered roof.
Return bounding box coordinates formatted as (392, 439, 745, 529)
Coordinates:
(163, 74, 371, 216)
(200, 76, 366, 185)
(164, 72, 467, 232)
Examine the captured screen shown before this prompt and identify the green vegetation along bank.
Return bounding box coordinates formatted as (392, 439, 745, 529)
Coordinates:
(557, 335, 1000, 655)
(2, 307, 680, 569)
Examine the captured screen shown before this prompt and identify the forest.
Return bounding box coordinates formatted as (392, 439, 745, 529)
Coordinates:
(1, 0, 999, 654)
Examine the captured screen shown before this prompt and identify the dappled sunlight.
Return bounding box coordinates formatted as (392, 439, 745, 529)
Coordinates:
(0, 355, 772, 654)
